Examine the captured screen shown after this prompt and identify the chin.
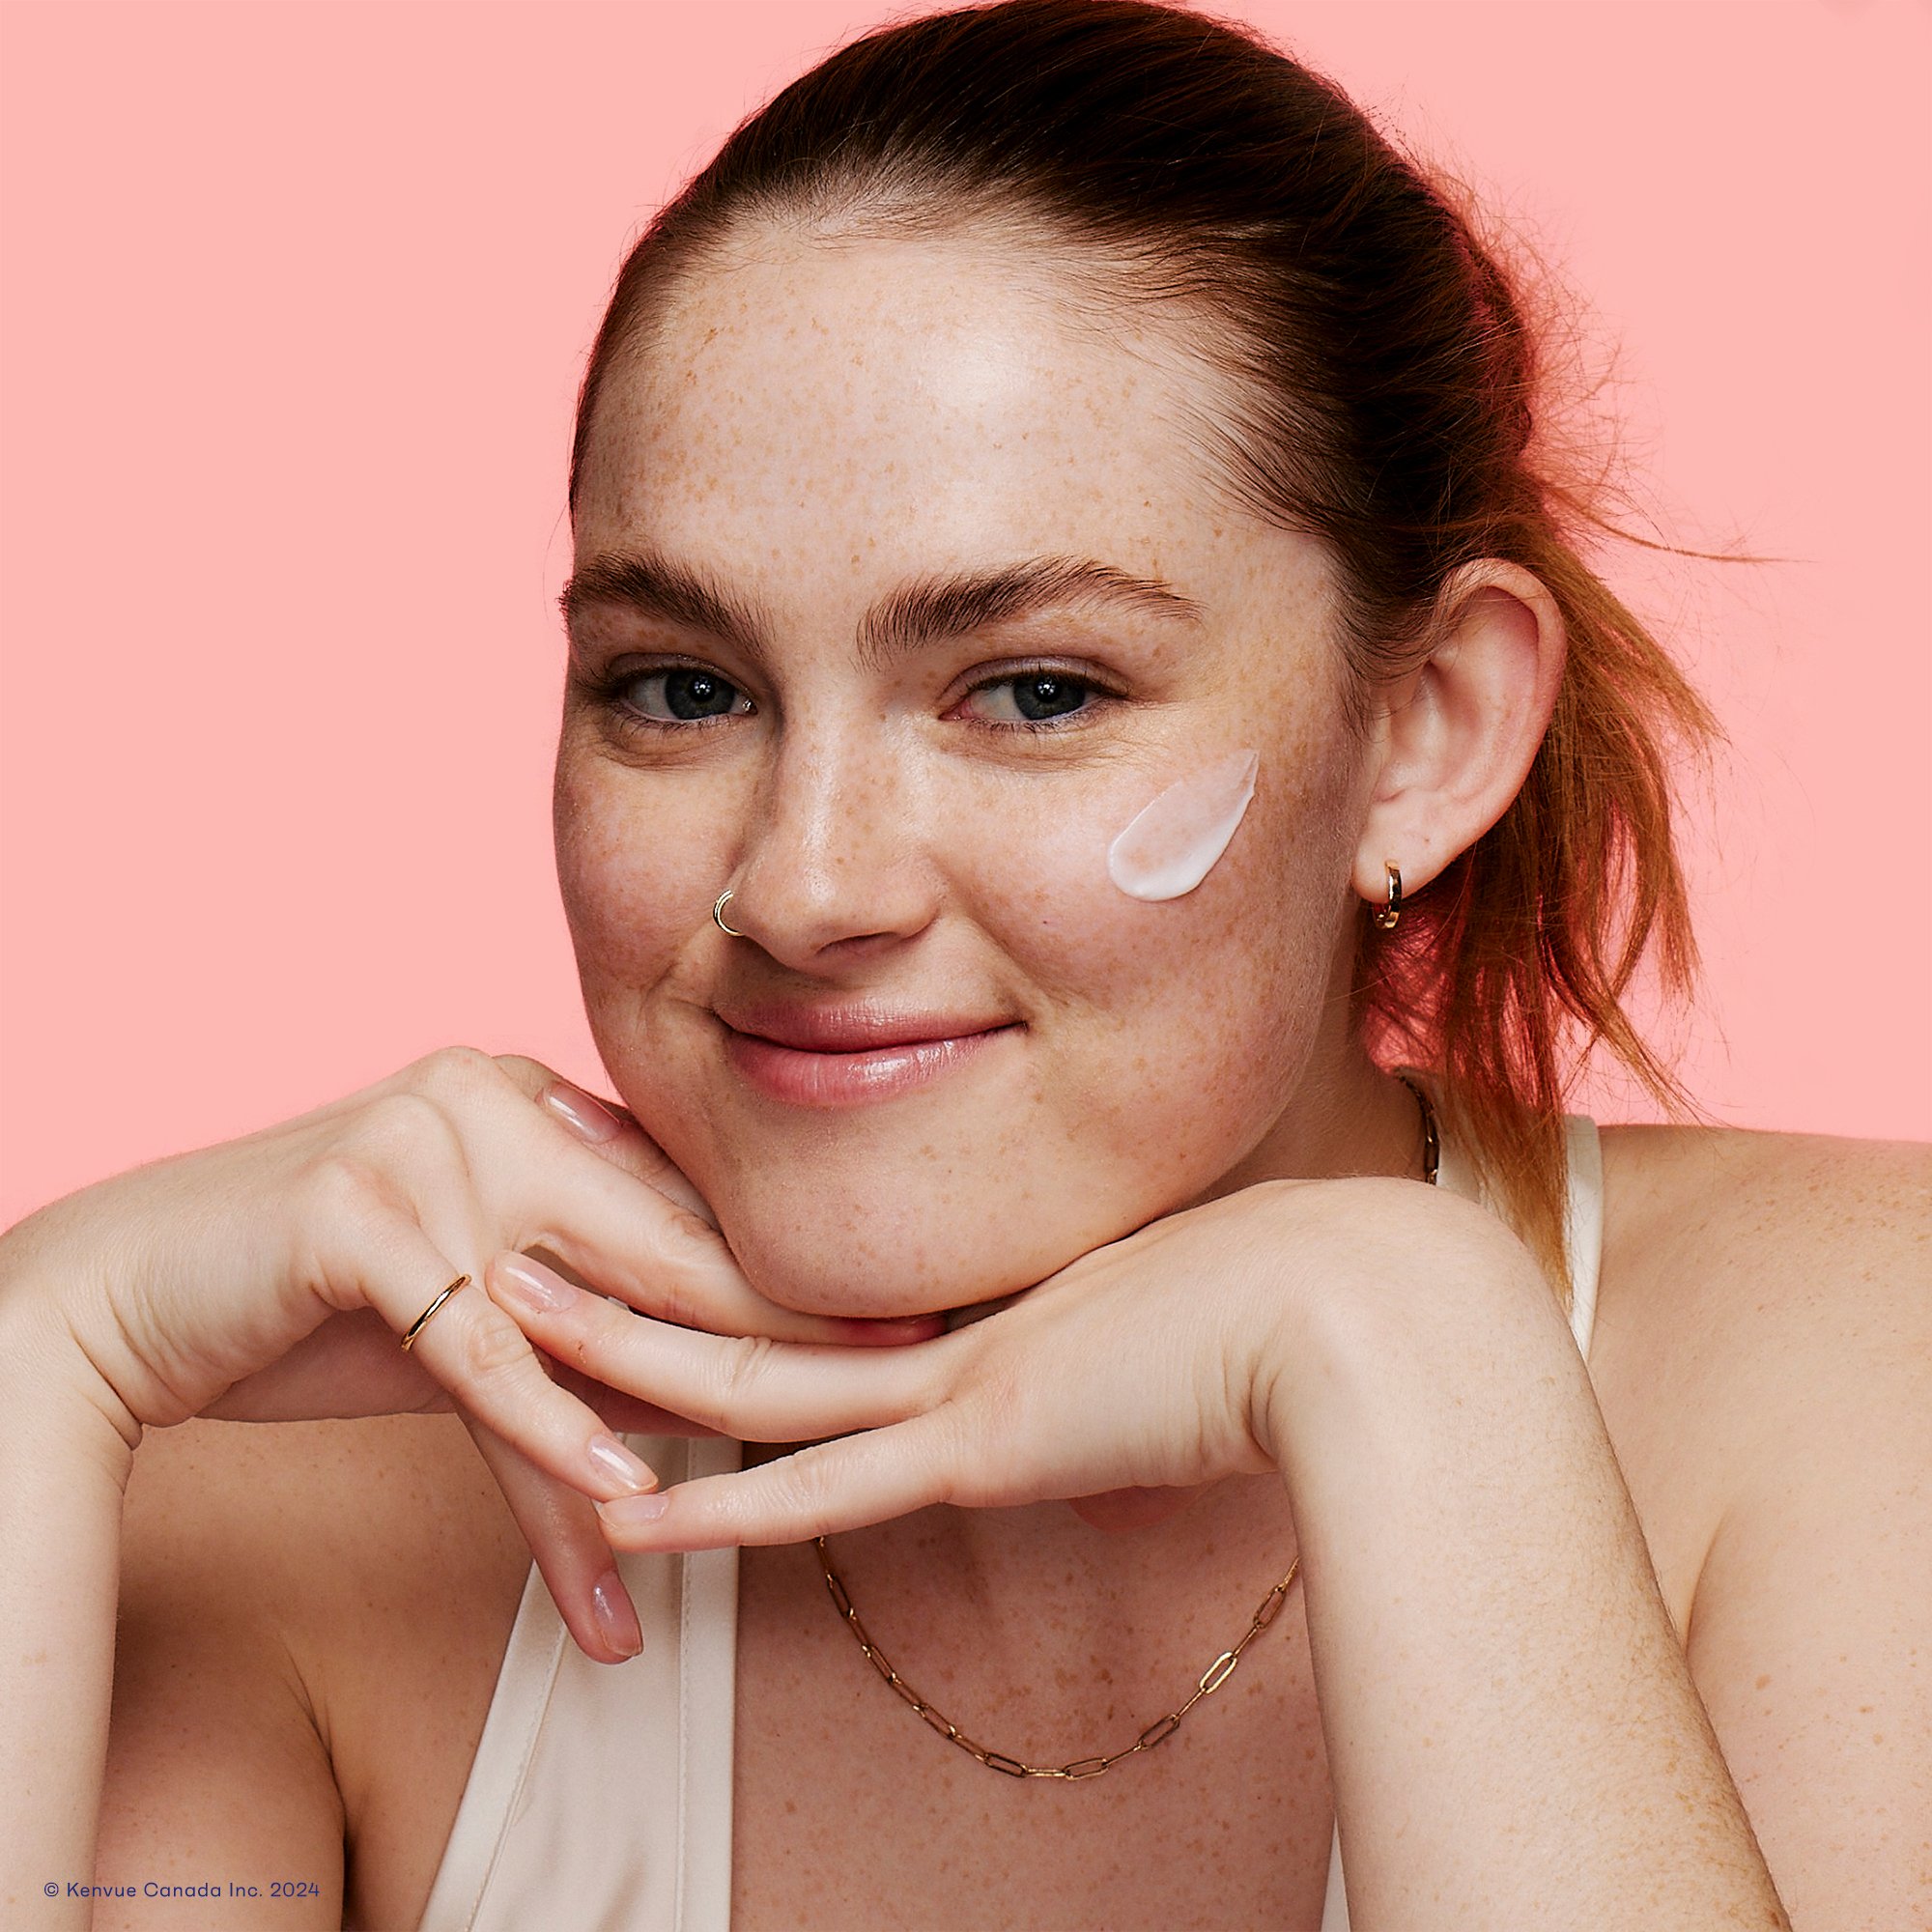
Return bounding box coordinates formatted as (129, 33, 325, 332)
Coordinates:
(710, 1180, 1114, 1320)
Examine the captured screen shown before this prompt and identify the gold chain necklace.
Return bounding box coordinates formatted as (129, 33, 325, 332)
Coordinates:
(814, 1073, 1441, 1779)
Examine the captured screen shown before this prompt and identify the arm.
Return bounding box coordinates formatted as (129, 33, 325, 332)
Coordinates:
(0, 1301, 134, 1930)
(1672, 1138, 1930, 1932)
(1, 1048, 881, 1927)
(1261, 1196, 1790, 1929)
(93, 1421, 348, 1932)
(1267, 1146, 1932, 1930)
(0, 1290, 344, 1932)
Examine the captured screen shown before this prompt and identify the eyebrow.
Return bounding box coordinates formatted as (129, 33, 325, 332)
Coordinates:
(561, 547, 1204, 669)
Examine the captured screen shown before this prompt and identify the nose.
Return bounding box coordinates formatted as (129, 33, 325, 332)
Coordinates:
(721, 727, 940, 965)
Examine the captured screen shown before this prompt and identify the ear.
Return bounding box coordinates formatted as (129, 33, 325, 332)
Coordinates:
(1351, 559, 1566, 907)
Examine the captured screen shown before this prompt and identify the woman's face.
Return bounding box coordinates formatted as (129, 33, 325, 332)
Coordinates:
(556, 227, 1372, 1316)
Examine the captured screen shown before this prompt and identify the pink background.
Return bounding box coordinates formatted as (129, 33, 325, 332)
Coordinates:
(2, 0, 1927, 1226)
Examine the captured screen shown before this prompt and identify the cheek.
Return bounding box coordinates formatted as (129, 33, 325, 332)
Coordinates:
(552, 750, 720, 1004)
(1108, 749, 1259, 900)
(969, 744, 1336, 971)
(953, 747, 1348, 1159)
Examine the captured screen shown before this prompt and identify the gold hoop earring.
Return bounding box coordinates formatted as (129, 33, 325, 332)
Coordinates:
(1372, 862, 1403, 931)
(713, 890, 745, 938)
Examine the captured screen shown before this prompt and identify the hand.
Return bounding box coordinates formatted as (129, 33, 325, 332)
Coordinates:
(478, 1174, 1457, 1552)
(0, 1046, 928, 1659)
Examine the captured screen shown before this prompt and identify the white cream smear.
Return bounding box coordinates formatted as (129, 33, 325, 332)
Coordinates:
(1106, 749, 1260, 901)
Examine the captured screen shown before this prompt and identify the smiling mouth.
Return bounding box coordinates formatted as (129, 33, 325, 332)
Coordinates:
(717, 999, 1017, 1051)
(714, 1005, 1021, 1108)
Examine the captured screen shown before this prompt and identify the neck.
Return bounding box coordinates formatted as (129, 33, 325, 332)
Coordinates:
(1208, 1027, 1433, 1198)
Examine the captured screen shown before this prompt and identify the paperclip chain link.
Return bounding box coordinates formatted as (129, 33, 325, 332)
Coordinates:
(811, 1538, 1300, 1780)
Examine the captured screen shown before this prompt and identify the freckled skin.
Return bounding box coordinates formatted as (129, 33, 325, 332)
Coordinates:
(555, 225, 1378, 1315)
(1108, 749, 1260, 899)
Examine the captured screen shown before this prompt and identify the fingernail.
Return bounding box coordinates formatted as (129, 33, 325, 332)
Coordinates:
(590, 1568, 642, 1660)
(494, 1254, 579, 1314)
(602, 1491, 670, 1526)
(543, 1080, 623, 1144)
(587, 1432, 657, 1494)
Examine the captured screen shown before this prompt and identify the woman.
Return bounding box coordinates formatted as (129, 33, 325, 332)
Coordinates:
(3, 2, 1923, 1926)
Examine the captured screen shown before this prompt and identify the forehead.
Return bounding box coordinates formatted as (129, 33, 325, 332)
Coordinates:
(572, 226, 1294, 607)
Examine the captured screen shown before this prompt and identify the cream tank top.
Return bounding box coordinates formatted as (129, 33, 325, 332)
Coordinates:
(419, 1107, 1605, 1932)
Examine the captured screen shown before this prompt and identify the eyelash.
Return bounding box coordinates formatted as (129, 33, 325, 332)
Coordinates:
(581, 659, 1120, 737)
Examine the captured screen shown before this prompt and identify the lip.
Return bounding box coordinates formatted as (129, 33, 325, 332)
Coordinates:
(715, 1001, 1020, 1108)
(718, 1000, 1016, 1052)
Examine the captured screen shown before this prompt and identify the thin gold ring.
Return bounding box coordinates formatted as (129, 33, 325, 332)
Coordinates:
(713, 889, 745, 937)
(399, 1273, 470, 1351)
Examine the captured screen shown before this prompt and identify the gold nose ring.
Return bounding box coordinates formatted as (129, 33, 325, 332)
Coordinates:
(713, 889, 746, 938)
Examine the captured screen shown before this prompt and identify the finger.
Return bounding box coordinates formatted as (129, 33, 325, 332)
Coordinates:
(544, 1354, 727, 1439)
(337, 1214, 664, 1507)
(597, 1413, 958, 1551)
(463, 1416, 643, 1664)
(487, 1251, 947, 1441)
(511, 1166, 840, 1343)
(492, 1056, 718, 1229)
(459, 1076, 920, 1349)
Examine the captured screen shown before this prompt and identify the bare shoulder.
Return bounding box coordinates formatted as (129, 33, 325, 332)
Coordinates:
(102, 1412, 526, 1930)
(1598, 1120, 1929, 1344)
(1593, 1126, 1931, 1925)
(1589, 1122, 1930, 1619)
